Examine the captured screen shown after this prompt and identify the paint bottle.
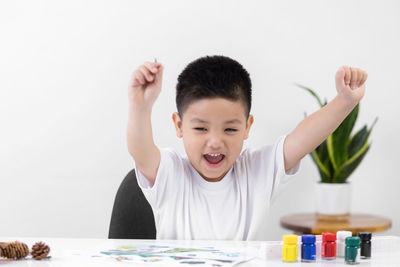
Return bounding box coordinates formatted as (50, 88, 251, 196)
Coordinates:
(282, 235, 298, 262)
(357, 232, 372, 259)
(315, 235, 322, 259)
(301, 235, 316, 262)
(321, 232, 336, 260)
(337, 231, 352, 257)
(345, 236, 360, 264)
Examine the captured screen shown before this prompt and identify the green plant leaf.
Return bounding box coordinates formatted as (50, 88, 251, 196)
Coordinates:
(312, 139, 333, 182)
(316, 140, 329, 164)
(295, 83, 324, 108)
(348, 117, 377, 158)
(333, 142, 370, 183)
(310, 150, 331, 182)
(327, 135, 337, 170)
(298, 85, 377, 183)
(348, 125, 367, 158)
(322, 155, 334, 182)
(327, 104, 359, 170)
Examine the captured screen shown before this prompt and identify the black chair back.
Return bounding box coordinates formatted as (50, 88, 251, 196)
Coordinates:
(108, 169, 156, 239)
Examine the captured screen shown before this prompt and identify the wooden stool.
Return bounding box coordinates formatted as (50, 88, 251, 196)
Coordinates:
(280, 213, 392, 235)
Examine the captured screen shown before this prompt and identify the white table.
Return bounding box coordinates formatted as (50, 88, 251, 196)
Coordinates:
(1, 236, 400, 266)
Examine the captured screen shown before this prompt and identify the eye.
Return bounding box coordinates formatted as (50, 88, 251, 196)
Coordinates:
(225, 128, 238, 132)
(194, 127, 207, 132)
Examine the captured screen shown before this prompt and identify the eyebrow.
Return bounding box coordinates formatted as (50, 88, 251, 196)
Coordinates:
(190, 118, 242, 124)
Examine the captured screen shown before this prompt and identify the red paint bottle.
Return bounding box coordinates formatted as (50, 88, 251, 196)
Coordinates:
(321, 232, 336, 260)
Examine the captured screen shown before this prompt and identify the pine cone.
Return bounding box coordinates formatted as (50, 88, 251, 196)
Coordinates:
(0, 242, 5, 258)
(0, 241, 29, 259)
(31, 242, 50, 260)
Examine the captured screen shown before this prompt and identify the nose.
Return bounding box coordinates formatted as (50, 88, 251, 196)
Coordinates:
(207, 131, 223, 149)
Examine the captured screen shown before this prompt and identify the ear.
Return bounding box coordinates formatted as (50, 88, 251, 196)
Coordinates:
(244, 114, 254, 140)
(172, 112, 183, 138)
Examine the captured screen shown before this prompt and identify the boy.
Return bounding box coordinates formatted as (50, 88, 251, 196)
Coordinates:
(127, 55, 367, 240)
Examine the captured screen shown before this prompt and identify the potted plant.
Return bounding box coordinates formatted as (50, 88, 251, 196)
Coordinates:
(297, 84, 378, 219)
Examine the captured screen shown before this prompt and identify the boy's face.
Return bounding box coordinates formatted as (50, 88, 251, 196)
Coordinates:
(172, 98, 254, 182)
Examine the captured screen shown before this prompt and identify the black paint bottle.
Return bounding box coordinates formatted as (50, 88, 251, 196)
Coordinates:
(357, 232, 372, 259)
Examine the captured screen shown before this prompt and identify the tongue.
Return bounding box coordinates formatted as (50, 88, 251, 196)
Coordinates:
(204, 154, 224, 164)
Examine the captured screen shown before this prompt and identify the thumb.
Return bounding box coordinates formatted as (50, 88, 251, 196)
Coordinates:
(154, 64, 164, 86)
(335, 66, 346, 89)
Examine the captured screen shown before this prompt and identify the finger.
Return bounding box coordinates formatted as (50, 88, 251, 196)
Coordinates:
(144, 62, 159, 74)
(133, 70, 146, 85)
(343, 66, 351, 86)
(139, 65, 154, 82)
(335, 66, 346, 88)
(356, 69, 364, 88)
(359, 71, 368, 87)
(132, 77, 142, 87)
(350, 67, 358, 89)
(153, 64, 164, 85)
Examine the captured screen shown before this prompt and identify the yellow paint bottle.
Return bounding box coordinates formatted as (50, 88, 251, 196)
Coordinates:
(282, 235, 298, 262)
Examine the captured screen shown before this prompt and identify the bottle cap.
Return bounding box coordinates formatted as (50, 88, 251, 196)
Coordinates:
(322, 232, 336, 242)
(357, 232, 372, 241)
(283, 235, 298, 244)
(346, 236, 360, 247)
(302, 234, 316, 244)
(337, 231, 352, 241)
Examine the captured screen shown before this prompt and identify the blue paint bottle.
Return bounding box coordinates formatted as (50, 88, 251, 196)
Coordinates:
(301, 235, 316, 262)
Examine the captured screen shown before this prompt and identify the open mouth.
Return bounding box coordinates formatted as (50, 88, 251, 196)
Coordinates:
(203, 153, 225, 166)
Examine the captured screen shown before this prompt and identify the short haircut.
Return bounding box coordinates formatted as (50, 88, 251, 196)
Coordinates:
(176, 55, 252, 118)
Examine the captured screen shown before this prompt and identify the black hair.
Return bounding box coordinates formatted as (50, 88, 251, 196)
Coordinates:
(176, 55, 252, 118)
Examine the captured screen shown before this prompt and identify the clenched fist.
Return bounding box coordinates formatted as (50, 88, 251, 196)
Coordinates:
(335, 66, 368, 105)
(129, 61, 164, 108)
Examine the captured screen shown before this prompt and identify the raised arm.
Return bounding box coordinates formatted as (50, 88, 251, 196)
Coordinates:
(127, 61, 164, 185)
(284, 66, 368, 172)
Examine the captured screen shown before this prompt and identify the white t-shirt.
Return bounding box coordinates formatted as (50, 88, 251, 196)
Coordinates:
(134, 135, 300, 241)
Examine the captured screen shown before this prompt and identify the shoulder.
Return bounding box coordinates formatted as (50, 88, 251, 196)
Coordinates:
(140, 147, 190, 200)
(233, 136, 288, 179)
(238, 136, 286, 162)
(158, 147, 193, 177)
(160, 147, 185, 164)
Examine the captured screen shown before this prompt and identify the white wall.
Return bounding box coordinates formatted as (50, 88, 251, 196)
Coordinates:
(0, 0, 399, 239)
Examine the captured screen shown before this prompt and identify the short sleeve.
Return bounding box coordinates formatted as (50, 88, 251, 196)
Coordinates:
(275, 135, 300, 176)
(271, 135, 300, 201)
(132, 148, 184, 208)
(239, 135, 301, 204)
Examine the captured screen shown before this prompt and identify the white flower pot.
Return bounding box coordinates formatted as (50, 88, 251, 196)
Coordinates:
(315, 182, 352, 216)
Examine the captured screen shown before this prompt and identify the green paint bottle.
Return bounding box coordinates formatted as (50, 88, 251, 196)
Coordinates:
(345, 236, 360, 265)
